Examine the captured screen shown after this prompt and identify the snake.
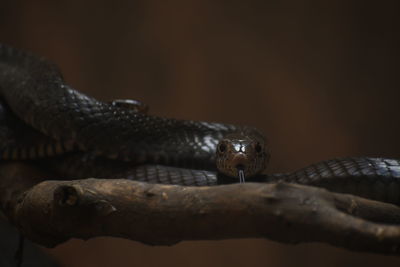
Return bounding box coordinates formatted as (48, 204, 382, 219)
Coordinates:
(1, 43, 400, 206)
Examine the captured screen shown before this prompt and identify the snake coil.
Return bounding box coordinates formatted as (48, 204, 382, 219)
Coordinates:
(1, 43, 400, 205)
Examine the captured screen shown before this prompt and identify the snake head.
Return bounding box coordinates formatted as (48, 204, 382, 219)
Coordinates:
(215, 130, 269, 180)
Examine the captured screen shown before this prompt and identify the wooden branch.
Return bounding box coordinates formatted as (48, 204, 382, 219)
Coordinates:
(1, 162, 400, 255)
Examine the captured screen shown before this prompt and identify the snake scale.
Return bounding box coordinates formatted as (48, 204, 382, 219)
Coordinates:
(1, 43, 400, 205)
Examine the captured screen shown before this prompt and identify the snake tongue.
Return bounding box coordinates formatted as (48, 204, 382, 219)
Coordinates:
(238, 168, 246, 183)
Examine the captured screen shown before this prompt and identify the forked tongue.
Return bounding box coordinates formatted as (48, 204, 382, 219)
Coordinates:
(238, 168, 246, 183)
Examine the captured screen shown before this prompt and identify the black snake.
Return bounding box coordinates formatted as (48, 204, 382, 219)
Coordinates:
(1, 43, 400, 205)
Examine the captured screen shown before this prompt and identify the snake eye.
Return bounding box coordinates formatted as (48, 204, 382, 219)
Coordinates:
(254, 143, 263, 154)
(218, 143, 227, 153)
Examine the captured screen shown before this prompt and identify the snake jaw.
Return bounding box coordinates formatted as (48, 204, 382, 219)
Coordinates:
(232, 153, 250, 180)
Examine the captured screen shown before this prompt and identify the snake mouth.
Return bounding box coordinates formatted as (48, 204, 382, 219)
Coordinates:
(236, 163, 245, 170)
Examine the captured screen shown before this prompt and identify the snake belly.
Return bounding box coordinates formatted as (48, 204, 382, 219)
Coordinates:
(1, 43, 400, 205)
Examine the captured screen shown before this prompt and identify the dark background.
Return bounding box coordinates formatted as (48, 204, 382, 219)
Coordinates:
(1, 1, 400, 266)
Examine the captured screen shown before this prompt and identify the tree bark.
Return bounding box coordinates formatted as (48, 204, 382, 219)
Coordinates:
(1, 162, 400, 255)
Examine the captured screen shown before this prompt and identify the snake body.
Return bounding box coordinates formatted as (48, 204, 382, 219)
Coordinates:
(1, 43, 400, 205)
(0, 43, 241, 170)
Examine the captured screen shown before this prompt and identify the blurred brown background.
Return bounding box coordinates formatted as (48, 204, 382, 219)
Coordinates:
(1, 1, 400, 266)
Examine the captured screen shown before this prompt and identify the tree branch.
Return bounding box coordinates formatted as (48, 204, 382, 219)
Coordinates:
(1, 162, 400, 255)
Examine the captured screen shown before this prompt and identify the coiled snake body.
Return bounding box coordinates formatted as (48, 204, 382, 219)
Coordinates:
(1, 43, 400, 205)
